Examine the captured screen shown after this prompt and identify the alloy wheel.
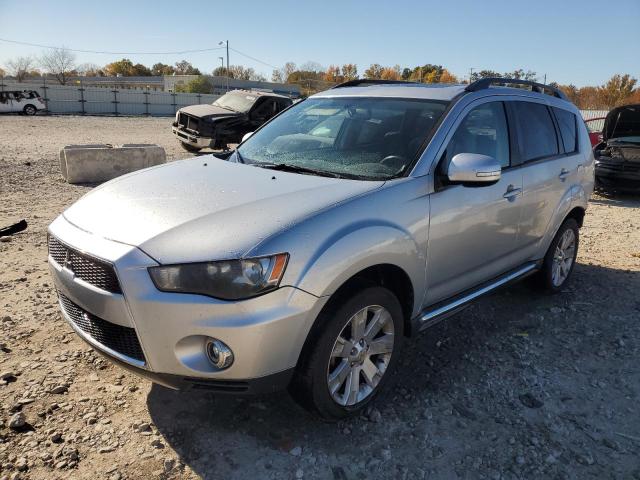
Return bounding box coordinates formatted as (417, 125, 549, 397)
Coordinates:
(326, 305, 394, 406)
(552, 229, 576, 287)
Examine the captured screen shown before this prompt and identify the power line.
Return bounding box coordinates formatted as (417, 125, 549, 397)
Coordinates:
(0, 37, 225, 55)
(229, 47, 279, 70)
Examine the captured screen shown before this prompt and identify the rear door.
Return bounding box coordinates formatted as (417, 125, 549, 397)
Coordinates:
(507, 101, 580, 258)
(425, 100, 527, 305)
(11, 91, 27, 112)
(0, 92, 14, 113)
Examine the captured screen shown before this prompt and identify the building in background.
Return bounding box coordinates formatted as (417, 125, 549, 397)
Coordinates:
(1, 75, 300, 97)
(163, 75, 300, 97)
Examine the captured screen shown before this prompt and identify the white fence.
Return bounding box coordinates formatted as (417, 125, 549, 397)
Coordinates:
(1, 80, 614, 122)
(1, 81, 220, 116)
(580, 110, 608, 121)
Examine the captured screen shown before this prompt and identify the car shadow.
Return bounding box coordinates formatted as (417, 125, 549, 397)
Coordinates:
(590, 192, 640, 208)
(146, 261, 639, 479)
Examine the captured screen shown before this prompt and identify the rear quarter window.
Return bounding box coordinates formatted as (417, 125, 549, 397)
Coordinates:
(553, 107, 578, 153)
(511, 101, 559, 162)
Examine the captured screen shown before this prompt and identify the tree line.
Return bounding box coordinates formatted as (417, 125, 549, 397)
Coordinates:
(2, 49, 638, 109)
(274, 62, 638, 109)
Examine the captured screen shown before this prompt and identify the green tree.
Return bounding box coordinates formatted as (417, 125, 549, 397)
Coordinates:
(341, 64, 358, 81)
(104, 58, 135, 76)
(174, 60, 201, 75)
(470, 70, 502, 82)
(364, 64, 383, 79)
(174, 76, 213, 93)
(151, 63, 175, 76)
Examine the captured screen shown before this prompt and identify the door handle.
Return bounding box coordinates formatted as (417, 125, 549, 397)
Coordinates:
(559, 168, 570, 180)
(503, 185, 522, 200)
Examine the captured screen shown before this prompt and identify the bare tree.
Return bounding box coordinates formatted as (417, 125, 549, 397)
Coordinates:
(77, 63, 102, 77)
(6, 56, 34, 82)
(271, 69, 284, 83)
(40, 48, 76, 85)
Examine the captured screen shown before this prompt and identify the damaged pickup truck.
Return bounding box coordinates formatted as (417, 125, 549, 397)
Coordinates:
(172, 90, 293, 152)
(594, 104, 640, 193)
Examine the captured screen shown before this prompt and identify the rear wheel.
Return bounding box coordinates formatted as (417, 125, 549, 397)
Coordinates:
(178, 141, 202, 153)
(23, 104, 37, 116)
(291, 286, 404, 420)
(535, 218, 579, 292)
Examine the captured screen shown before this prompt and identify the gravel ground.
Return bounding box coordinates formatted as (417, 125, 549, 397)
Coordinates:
(1, 115, 639, 480)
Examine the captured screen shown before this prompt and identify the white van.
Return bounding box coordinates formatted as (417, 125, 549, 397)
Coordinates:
(0, 90, 46, 115)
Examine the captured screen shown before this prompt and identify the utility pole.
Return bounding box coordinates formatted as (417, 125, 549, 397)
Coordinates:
(469, 67, 474, 83)
(218, 57, 224, 94)
(226, 41, 229, 92)
(219, 40, 230, 92)
(543, 73, 547, 84)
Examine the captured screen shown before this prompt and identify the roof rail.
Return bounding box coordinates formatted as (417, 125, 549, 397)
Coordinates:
(332, 79, 418, 89)
(465, 77, 568, 101)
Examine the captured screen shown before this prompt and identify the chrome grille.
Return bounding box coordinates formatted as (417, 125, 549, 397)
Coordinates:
(58, 292, 145, 363)
(48, 235, 122, 294)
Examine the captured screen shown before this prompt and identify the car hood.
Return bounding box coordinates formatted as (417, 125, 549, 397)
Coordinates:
(603, 104, 640, 141)
(63, 157, 383, 264)
(179, 104, 242, 121)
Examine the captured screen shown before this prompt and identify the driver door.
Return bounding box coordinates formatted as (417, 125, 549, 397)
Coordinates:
(249, 98, 278, 129)
(424, 101, 527, 305)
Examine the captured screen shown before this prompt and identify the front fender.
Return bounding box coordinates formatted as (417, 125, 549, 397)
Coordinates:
(293, 222, 425, 314)
(246, 178, 431, 318)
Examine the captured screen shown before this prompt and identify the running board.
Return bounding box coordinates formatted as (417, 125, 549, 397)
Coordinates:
(416, 263, 538, 332)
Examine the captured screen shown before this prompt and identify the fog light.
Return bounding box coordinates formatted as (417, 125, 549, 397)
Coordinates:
(206, 339, 234, 369)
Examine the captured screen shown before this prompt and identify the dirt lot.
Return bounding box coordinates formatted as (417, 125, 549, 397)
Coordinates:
(1, 115, 639, 480)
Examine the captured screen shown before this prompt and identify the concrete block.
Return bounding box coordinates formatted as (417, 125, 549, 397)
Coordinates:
(59, 144, 166, 184)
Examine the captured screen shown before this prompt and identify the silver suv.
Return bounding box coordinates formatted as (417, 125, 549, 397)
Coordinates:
(48, 78, 594, 420)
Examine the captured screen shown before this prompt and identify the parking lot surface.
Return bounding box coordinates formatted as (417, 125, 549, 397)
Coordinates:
(1, 115, 639, 479)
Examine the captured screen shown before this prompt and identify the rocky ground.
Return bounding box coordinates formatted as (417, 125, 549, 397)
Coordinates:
(1, 115, 639, 480)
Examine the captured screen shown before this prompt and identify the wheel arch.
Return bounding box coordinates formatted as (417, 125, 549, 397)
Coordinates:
(565, 206, 585, 228)
(295, 263, 415, 370)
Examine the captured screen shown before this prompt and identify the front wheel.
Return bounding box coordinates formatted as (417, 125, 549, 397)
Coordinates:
(23, 104, 37, 116)
(535, 218, 579, 292)
(291, 286, 404, 420)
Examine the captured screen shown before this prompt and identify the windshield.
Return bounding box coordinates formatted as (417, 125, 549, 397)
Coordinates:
(212, 91, 258, 113)
(236, 96, 449, 180)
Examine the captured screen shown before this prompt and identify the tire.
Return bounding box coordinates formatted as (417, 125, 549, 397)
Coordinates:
(23, 104, 37, 116)
(178, 141, 202, 153)
(290, 286, 404, 420)
(534, 218, 579, 292)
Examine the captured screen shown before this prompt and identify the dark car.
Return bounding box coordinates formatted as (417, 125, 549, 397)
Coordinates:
(172, 90, 293, 152)
(594, 104, 640, 193)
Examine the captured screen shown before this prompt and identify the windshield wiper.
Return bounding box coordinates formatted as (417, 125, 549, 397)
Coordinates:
(253, 162, 351, 179)
(214, 104, 239, 113)
(233, 149, 245, 163)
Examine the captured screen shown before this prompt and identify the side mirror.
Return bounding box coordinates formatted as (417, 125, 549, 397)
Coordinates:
(241, 132, 254, 143)
(447, 153, 501, 185)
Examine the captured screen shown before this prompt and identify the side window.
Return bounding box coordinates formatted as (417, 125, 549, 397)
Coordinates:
(511, 102, 559, 162)
(445, 102, 510, 168)
(252, 99, 277, 120)
(553, 107, 578, 153)
(276, 99, 291, 113)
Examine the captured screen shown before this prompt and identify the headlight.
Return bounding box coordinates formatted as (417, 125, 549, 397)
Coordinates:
(148, 253, 289, 300)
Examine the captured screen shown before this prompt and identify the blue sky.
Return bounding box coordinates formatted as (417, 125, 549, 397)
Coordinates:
(1, 0, 638, 86)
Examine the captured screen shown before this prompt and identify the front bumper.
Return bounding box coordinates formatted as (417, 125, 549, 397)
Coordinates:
(172, 126, 213, 148)
(48, 215, 327, 389)
(595, 159, 640, 191)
